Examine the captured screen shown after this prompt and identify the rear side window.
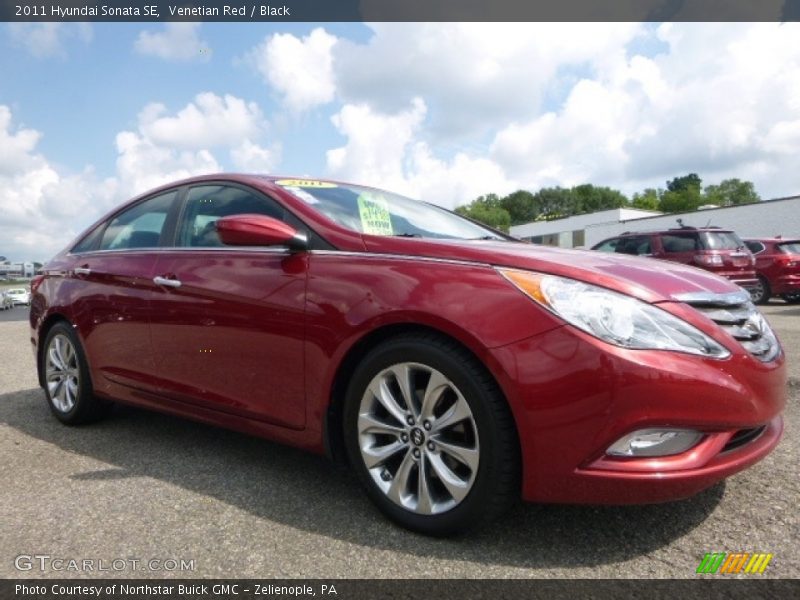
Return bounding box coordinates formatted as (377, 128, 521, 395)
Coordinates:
(701, 231, 744, 250)
(99, 191, 177, 250)
(178, 185, 285, 247)
(661, 233, 700, 253)
(778, 242, 800, 255)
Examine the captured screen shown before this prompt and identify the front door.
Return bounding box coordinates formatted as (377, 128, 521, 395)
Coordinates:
(148, 183, 308, 429)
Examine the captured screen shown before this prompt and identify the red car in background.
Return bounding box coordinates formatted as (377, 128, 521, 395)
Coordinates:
(592, 227, 758, 293)
(29, 175, 785, 535)
(744, 238, 800, 304)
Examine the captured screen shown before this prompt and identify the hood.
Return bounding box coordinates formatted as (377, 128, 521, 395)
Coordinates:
(362, 236, 740, 304)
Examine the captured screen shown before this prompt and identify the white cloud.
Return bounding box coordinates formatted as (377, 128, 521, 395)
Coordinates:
(0, 106, 116, 261)
(333, 23, 642, 140)
(1, 92, 279, 260)
(322, 22, 800, 203)
(138, 92, 266, 149)
(134, 23, 210, 62)
(7, 23, 92, 58)
(116, 92, 276, 194)
(249, 27, 338, 113)
(326, 99, 514, 207)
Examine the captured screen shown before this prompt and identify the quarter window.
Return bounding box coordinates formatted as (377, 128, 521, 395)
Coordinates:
(99, 191, 177, 250)
(178, 185, 286, 247)
(661, 233, 700, 253)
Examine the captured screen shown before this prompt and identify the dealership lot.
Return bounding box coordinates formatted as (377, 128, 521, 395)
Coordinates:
(1, 304, 797, 579)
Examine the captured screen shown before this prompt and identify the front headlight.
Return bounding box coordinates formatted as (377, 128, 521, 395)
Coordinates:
(498, 269, 730, 359)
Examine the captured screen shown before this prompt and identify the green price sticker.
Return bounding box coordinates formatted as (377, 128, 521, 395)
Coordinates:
(357, 194, 393, 235)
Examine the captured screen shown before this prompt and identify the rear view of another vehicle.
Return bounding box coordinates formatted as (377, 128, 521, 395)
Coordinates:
(745, 238, 800, 304)
(6, 288, 30, 306)
(659, 229, 757, 291)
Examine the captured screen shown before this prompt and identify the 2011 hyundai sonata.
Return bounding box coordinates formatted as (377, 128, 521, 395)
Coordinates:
(30, 174, 786, 535)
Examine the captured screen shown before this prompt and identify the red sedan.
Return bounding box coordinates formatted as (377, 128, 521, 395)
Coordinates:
(30, 175, 786, 535)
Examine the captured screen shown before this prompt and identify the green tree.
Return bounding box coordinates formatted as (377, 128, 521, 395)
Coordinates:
(704, 179, 760, 206)
(666, 173, 702, 193)
(572, 184, 628, 214)
(455, 194, 511, 232)
(659, 186, 704, 213)
(631, 188, 662, 210)
(533, 187, 579, 220)
(499, 190, 538, 225)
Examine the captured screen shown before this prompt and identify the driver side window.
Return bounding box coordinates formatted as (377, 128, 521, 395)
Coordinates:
(178, 185, 286, 248)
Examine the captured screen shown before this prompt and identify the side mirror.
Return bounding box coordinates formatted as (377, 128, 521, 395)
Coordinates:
(216, 214, 307, 251)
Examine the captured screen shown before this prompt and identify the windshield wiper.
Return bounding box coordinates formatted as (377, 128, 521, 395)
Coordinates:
(469, 235, 503, 241)
(392, 233, 423, 238)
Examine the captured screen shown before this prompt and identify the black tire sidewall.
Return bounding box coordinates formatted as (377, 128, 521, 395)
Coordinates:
(343, 337, 512, 536)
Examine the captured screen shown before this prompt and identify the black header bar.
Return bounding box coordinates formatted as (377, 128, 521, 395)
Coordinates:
(3, 0, 800, 22)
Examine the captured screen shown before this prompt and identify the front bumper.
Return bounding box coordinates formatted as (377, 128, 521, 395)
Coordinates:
(490, 324, 786, 504)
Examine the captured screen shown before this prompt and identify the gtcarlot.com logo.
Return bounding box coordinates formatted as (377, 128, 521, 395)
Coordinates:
(696, 552, 773, 574)
(14, 554, 195, 573)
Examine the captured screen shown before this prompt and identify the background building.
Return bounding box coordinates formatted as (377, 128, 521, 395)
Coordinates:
(510, 196, 800, 248)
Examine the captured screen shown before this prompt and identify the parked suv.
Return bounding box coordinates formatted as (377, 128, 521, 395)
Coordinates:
(592, 227, 758, 292)
(743, 237, 800, 304)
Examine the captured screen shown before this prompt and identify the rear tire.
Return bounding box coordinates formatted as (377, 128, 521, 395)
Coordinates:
(343, 333, 520, 536)
(42, 322, 110, 425)
(750, 276, 771, 305)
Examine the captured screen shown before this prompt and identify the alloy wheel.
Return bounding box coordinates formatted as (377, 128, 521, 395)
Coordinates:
(357, 362, 480, 515)
(46, 333, 80, 413)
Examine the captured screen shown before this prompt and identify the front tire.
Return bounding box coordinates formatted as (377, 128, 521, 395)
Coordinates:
(42, 322, 109, 424)
(344, 333, 519, 535)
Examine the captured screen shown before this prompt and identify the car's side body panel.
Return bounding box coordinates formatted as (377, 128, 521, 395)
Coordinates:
(148, 249, 308, 429)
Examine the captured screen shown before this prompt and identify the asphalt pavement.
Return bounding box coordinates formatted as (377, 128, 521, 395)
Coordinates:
(0, 304, 797, 579)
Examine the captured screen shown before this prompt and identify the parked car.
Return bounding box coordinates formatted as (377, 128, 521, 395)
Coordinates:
(30, 175, 785, 535)
(591, 227, 758, 293)
(6, 288, 30, 306)
(743, 237, 800, 304)
(1, 291, 14, 310)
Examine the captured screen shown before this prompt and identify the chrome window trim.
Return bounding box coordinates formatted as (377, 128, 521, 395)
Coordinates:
(67, 246, 293, 257)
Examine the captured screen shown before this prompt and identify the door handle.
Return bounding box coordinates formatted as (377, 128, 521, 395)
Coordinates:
(153, 276, 182, 288)
(74, 267, 91, 276)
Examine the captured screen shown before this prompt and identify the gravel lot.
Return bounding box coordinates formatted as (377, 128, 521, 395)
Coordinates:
(0, 303, 797, 579)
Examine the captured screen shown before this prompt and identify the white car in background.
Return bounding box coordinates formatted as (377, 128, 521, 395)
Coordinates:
(1, 291, 14, 310)
(5, 288, 30, 306)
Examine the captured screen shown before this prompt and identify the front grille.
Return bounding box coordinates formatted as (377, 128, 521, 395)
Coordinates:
(723, 426, 766, 452)
(676, 291, 780, 362)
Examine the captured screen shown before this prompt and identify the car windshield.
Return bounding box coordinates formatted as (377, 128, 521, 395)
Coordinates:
(275, 179, 506, 240)
(778, 242, 800, 255)
(700, 231, 745, 250)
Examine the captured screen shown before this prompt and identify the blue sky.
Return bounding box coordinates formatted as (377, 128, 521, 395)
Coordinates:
(1, 22, 799, 261)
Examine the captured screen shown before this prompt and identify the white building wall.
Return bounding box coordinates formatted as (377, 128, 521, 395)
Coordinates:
(585, 196, 800, 248)
(510, 208, 660, 245)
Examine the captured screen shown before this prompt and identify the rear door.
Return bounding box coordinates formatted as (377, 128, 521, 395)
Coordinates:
(68, 188, 181, 394)
(148, 183, 308, 429)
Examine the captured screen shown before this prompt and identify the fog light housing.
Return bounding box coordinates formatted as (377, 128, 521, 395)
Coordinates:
(607, 429, 703, 457)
